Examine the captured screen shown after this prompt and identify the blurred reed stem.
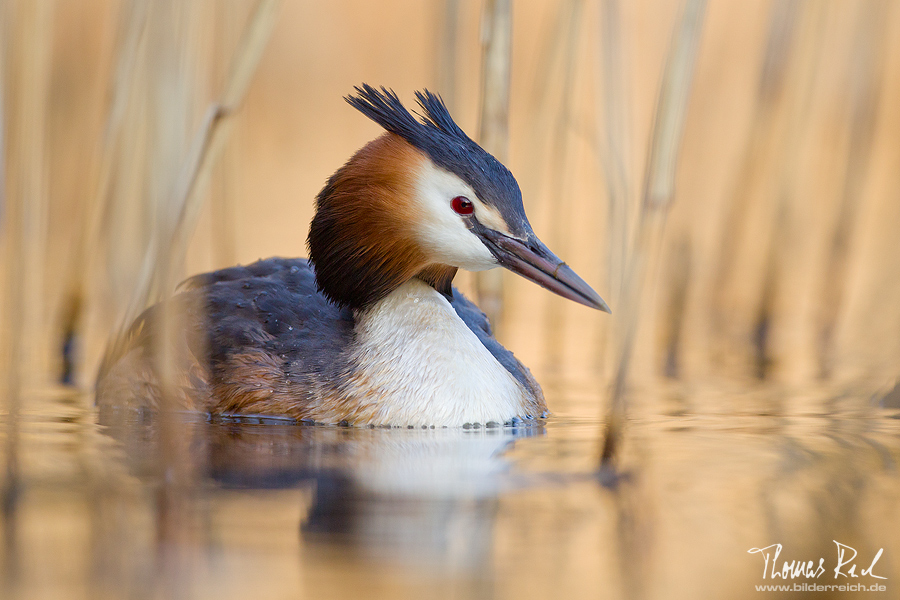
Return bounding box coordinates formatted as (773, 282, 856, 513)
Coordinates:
(661, 237, 691, 377)
(753, 1, 826, 381)
(476, 0, 512, 331)
(437, 0, 460, 114)
(543, 0, 584, 371)
(66, 1, 149, 386)
(1, 1, 52, 387)
(139, 5, 206, 580)
(210, 6, 244, 268)
(96, 0, 280, 381)
(600, 0, 706, 468)
(149, 0, 280, 567)
(817, 0, 889, 378)
(0, 7, 14, 586)
(135, 0, 281, 315)
(521, 0, 579, 198)
(64, 1, 280, 585)
(597, 0, 632, 371)
(1, 0, 53, 581)
(710, 0, 807, 378)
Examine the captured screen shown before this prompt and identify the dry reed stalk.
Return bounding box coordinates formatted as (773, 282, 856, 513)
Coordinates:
(155, 0, 280, 395)
(597, 0, 632, 369)
(752, 2, 827, 381)
(522, 0, 579, 184)
(600, 0, 706, 468)
(2, 1, 52, 387)
(73, 4, 281, 561)
(1, 0, 53, 582)
(437, 0, 460, 114)
(661, 237, 691, 378)
(210, 6, 245, 269)
(543, 0, 584, 371)
(708, 0, 806, 377)
(63, 1, 150, 387)
(817, 0, 889, 379)
(139, 5, 206, 575)
(147, 0, 281, 309)
(141, 0, 280, 572)
(0, 7, 15, 586)
(94, 0, 280, 380)
(476, 0, 512, 331)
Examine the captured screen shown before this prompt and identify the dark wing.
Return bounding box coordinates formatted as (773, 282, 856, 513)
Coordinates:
(191, 258, 354, 414)
(196, 258, 350, 361)
(97, 258, 354, 418)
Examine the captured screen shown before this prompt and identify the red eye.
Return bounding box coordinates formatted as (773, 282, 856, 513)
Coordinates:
(451, 196, 474, 215)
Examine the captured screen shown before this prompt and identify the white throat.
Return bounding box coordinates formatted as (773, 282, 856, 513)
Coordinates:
(343, 279, 531, 427)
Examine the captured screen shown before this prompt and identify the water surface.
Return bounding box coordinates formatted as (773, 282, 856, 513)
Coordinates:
(1, 381, 898, 599)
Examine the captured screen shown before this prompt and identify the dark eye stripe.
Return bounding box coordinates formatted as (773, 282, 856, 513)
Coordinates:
(451, 196, 474, 215)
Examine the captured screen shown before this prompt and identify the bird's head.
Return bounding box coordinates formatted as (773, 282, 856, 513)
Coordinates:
(308, 84, 610, 314)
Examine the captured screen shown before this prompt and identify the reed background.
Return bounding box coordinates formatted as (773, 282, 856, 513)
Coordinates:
(2, 2, 900, 599)
(2, 0, 900, 416)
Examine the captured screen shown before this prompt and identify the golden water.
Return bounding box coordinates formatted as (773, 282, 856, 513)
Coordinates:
(3, 1, 900, 598)
(2, 379, 897, 600)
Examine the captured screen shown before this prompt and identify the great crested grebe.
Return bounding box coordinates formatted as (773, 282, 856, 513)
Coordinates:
(97, 85, 610, 427)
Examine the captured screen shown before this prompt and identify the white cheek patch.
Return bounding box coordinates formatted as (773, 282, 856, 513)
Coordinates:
(412, 160, 501, 271)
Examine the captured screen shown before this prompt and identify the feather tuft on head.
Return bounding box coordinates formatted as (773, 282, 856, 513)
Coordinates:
(345, 84, 473, 150)
(344, 84, 529, 238)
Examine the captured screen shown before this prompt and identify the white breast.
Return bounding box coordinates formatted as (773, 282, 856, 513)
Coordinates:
(344, 279, 530, 427)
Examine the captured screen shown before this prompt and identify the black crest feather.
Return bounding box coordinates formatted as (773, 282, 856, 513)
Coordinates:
(414, 89, 468, 139)
(345, 85, 423, 142)
(344, 84, 530, 238)
(345, 84, 473, 149)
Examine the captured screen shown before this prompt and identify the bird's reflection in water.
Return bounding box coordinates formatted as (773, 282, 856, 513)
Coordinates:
(219, 421, 542, 572)
(101, 408, 544, 574)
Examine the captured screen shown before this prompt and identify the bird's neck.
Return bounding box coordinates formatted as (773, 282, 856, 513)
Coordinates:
(308, 133, 433, 309)
(335, 279, 536, 427)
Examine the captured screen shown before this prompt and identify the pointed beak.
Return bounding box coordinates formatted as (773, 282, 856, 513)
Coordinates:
(477, 228, 611, 313)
